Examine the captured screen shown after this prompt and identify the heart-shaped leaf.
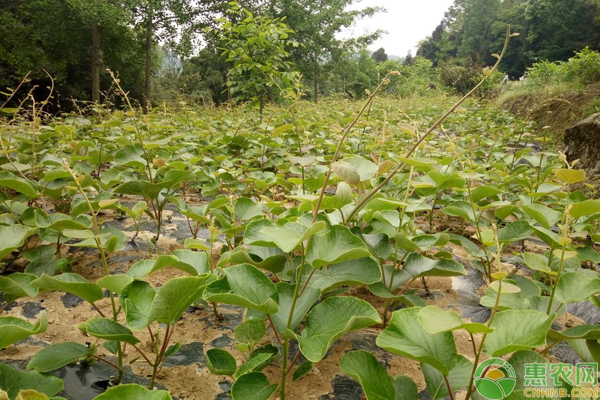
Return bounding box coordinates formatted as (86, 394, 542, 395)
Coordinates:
(203, 264, 279, 314)
(32, 274, 103, 304)
(417, 306, 493, 334)
(78, 318, 140, 345)
(402, 253, 466, 279)
(271, 283, 320, 333)
(0, 225, 38, 259)
(308, 257, 382, 293)
(206, 349, 237, 376)
(231, 372, 277, 400)
(0, 312, 47, 349)
(483, 310, 554, 356)
(96, 275, 134, 295)
(292, 296, 380, 363)
(377, 307, 457, 375)
(120, 281, 156, 331)
(113, 180, 167, 199)
(570, 199, 600, 219)
(0, 273, 38, 303)
(149, 275, 212, 325)
(555, 271, 600, 304)
(260, 221, 326, 253)
(422, 356, 473, 400)
(332, 161, 361, 185)
(27, 342, 93, 372)
(93, 384, 171, 400)
(339, 350, 396, 400)
(234, 319, 265, 344)
(0, 362, 63, 399)
(547, 325, 600, 341)
(306, 225, 370, 268)
(0, 172, 39, 198)
(128, 250, 209, 279)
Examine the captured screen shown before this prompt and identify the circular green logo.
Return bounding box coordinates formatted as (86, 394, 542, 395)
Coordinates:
(474, 358, 517, 400)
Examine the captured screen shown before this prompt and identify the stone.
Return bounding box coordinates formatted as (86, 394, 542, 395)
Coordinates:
(564, 112, 600, 175)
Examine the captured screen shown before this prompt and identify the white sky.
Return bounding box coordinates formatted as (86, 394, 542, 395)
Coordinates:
(344, 0, 455, 58)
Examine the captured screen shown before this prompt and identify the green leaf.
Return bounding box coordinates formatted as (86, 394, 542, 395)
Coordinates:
(121, 281, 155, 331)
(32, 273, 103, 304)
(339, 350, 396, 400)
(234, 319, 265, 344)
(308, 257, 382, 293)
(497, 221, 532, 243)
(96, 275, 134, 295)
(0, 172, 38, 198)
(443, 202, 475, 222)
(0, 273, 38, 303)
(0, 225, 38, 259)
(0, 312, 47, 350)
(271, 283, 320, 333)
(555, 271, 600, 304)
(393, 376, 418, 400)
(402, 253, 466, 279)
(34, 212, 92, 232)
(114, 145, 147, 168)
(0, 362, 63, 399)
(113, 180, 167, 199)
(293, 360, 313, 381)
(343, 156, 378, 182)
(206, 349, 237, 376)
(522, 253, 553, 275)
(547, 325, 600, 341)
(292, 296, 380, 363)
(422, 356, 473, 400)
(231, 372, 277, 400)
(259, 221, 326, 253)
(332, 161, 361, 185)
(149, 276, 211, 326)
(78, 318, 140, 345)
(203, 264, 279, 314)
(470, 185, 502, 203)
(92, 384, 171, 400)
(376, 307, 457, 375)
(27, 342, 93, 372)
(483, 310, 554, 356)
(554, 168, 585, 184)
(320, 182, 354, 210)
(234, 197, 263, 220)
(306, 225, 370, 268)
(570, 200, 600, 219)
(417, 306, 493, 334)
(520, 204, 561, 229)
(273, 124, 294, 135)
(128, 250, 209, 279)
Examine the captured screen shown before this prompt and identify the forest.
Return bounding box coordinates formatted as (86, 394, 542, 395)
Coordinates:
(1, 0, 600, 400)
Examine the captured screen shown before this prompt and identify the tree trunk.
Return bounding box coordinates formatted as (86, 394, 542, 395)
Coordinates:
(313, 73, 318, 103)
(91, 19, 100, 104)
(144, 14, 153, 114)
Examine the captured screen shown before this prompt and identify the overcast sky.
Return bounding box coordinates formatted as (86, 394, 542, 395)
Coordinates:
(343, 0, 455, 58)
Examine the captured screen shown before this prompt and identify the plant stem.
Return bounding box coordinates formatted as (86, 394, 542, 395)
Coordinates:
(546, 245, 566, 315)
(346, 26, 513, 224)
(466, 279, 503, 400)
(444, 375, 455, 400)
(93, 355, 122, 371)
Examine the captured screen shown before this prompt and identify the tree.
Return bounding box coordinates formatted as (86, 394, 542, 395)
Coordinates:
(66, 0, 133, 103)
(133, 0, 223, 112)
(371, 47, 388, 63)
(457, 0, 501, 63)
(0, 0, 145, 109)
(524, 0, 600, 63)
(267, 0, 383, 102)
(217, 3, 300, 114)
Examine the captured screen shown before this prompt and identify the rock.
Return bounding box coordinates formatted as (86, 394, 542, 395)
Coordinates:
(564, 112, 600, 175)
